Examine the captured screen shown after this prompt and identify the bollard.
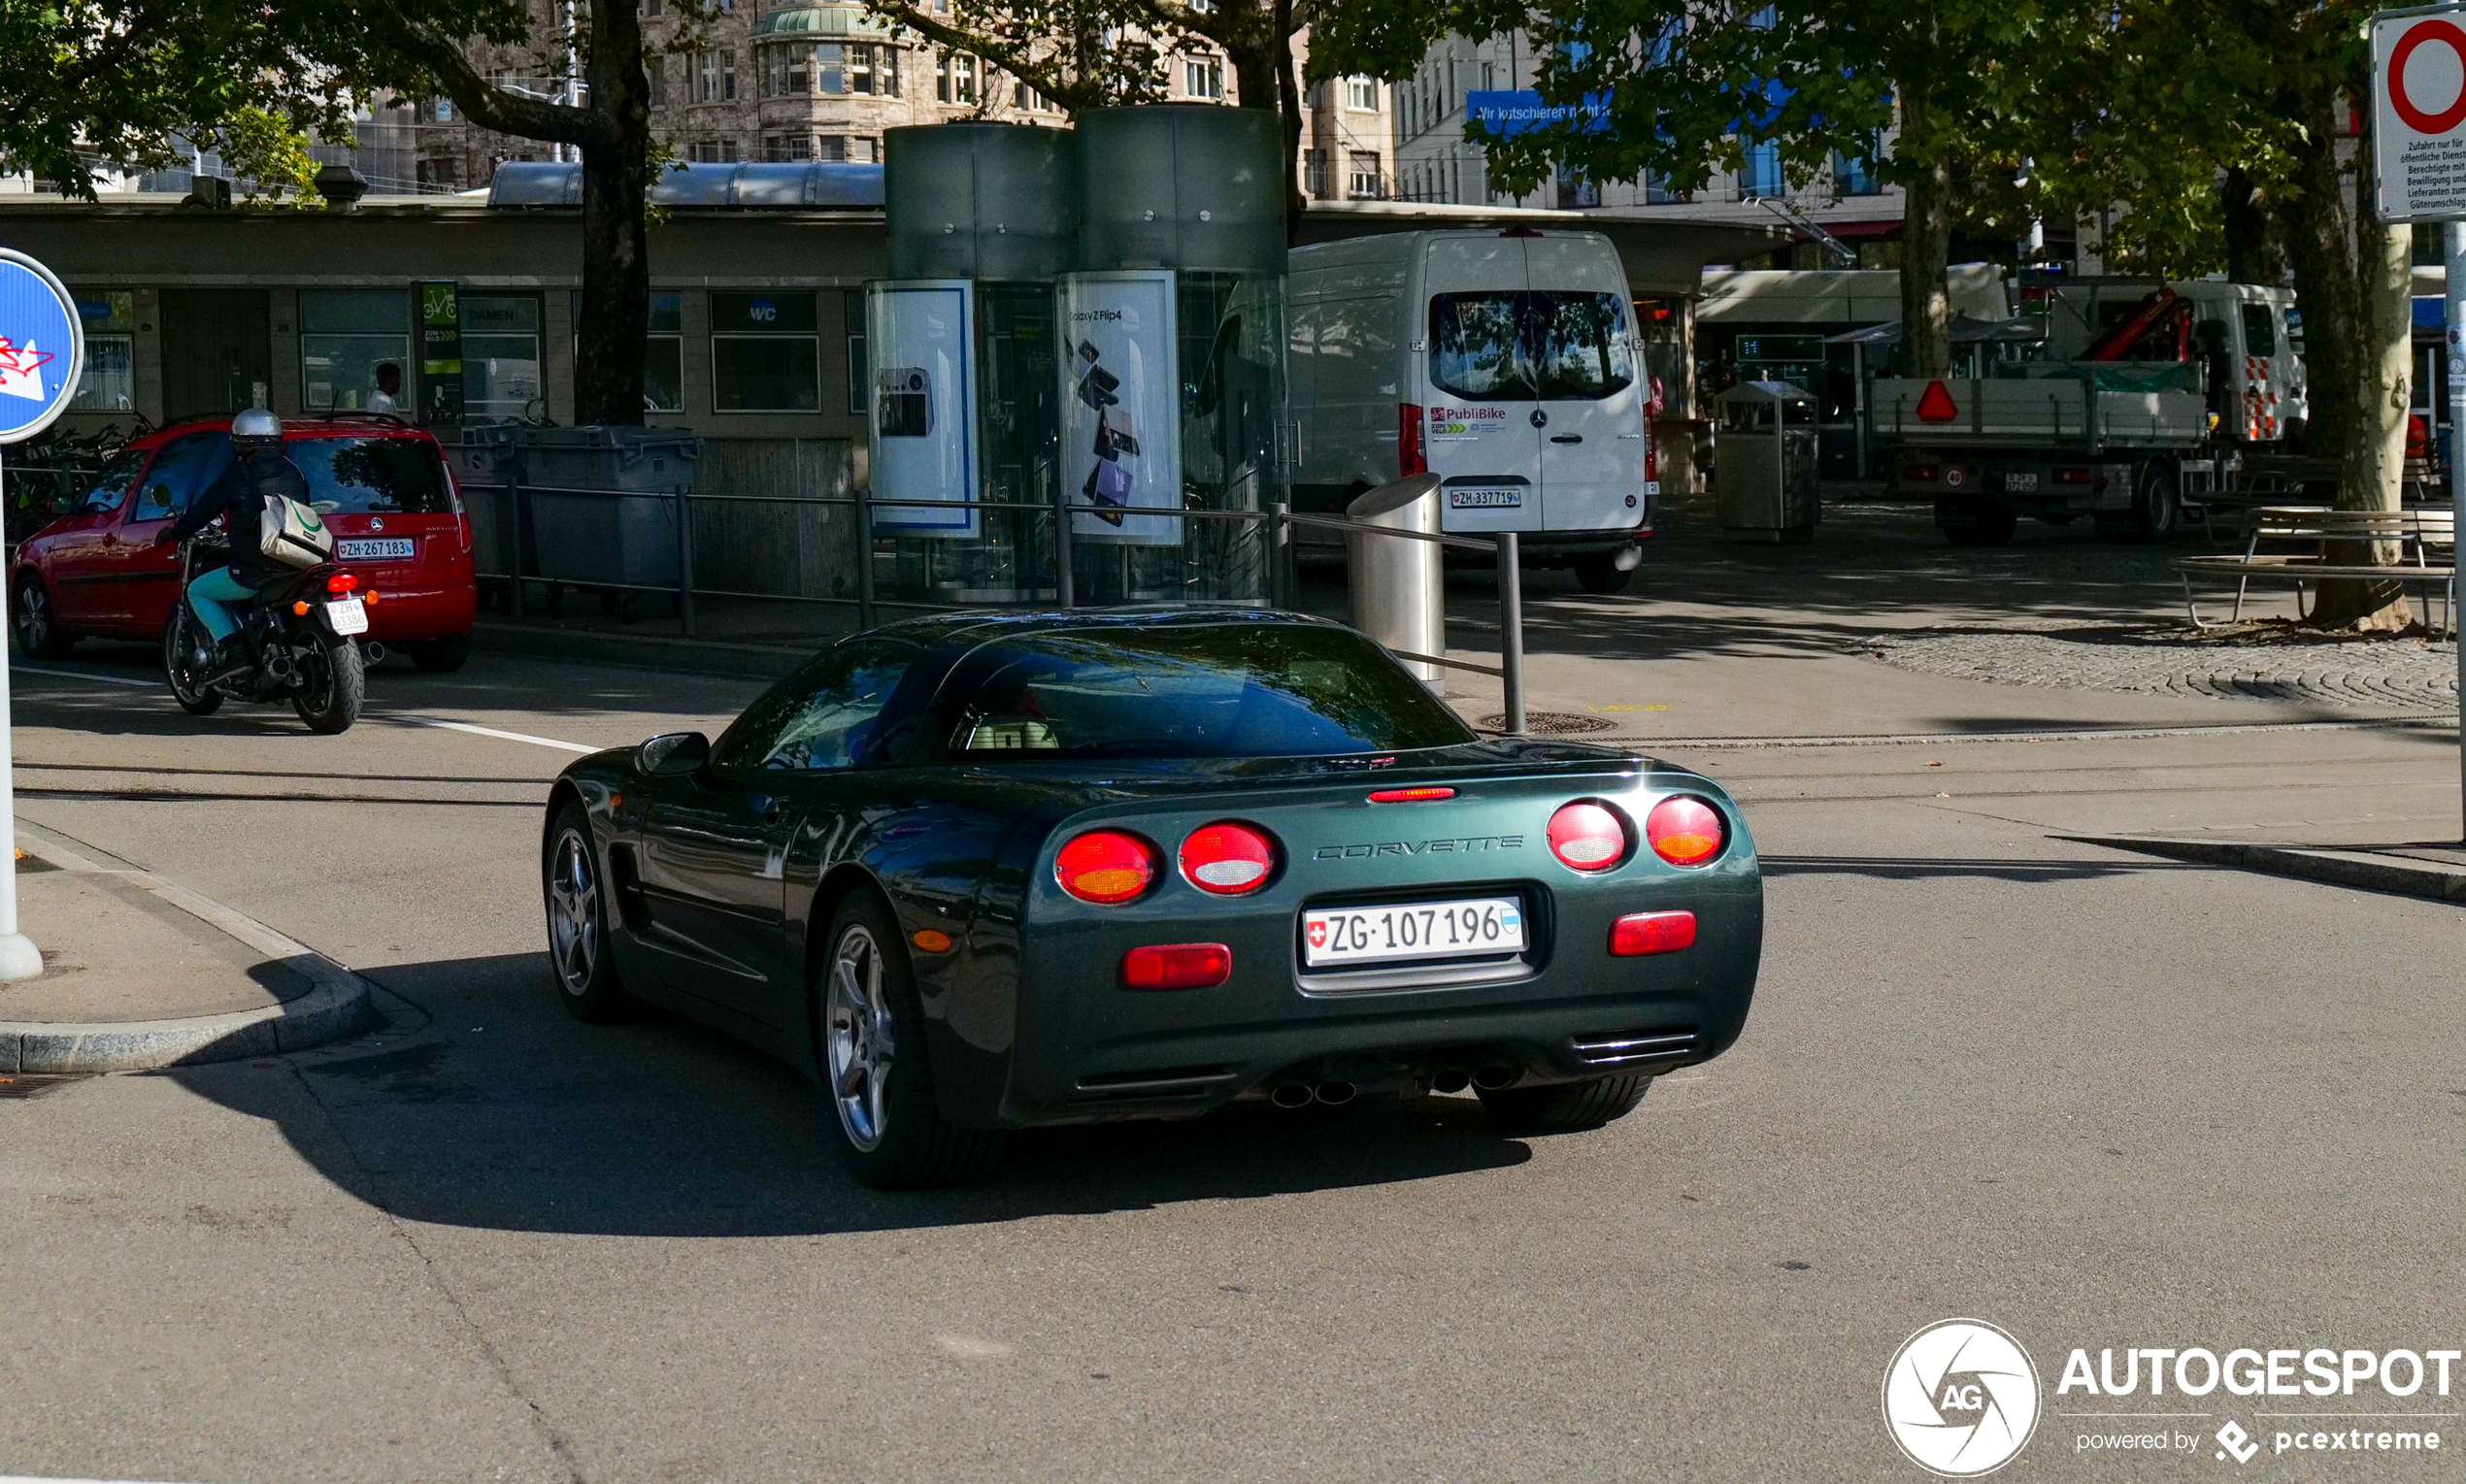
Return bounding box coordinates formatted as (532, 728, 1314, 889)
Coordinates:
(674, 486, 696, 639)
(855, 485, 878, 632)
(1272, 500, 1291, 609)
(1053, 480, 1076, 608)
(1345, 474, 1447, 693)
(1496, 531, 1525, 736)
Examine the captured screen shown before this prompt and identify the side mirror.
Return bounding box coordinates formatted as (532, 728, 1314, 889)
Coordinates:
(637, 731, 710, 776)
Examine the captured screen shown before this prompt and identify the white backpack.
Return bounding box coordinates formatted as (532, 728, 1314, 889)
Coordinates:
(259, 491, 334, 569)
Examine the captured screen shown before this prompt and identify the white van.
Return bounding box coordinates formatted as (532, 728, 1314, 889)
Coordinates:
(1287, 229, 1657, 593)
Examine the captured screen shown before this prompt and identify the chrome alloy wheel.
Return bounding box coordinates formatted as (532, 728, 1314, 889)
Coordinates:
(826, 924, 896, 1152)
(547, 827, 600, 994)
(14, 583, 49, 653)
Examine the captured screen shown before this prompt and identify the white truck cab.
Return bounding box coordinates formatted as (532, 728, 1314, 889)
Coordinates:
(1287, 229, 1657, 593)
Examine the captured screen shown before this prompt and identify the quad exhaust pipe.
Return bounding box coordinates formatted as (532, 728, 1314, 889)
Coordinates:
(1471, 1065, 1517, 1091)
(1270, 1079, 1358, 1107)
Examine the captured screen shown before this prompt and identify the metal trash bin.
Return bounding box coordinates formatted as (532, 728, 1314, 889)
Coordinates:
(1346, 474, 1447, 693)
(1716, 380, 1820, 543)
(501, 426, 701, 587)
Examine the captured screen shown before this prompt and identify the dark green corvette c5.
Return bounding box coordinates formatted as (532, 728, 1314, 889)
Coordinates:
(541, 608, 1762, 1187)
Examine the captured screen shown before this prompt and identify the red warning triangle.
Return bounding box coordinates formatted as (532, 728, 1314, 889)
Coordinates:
(1916, 379, 1959, 423)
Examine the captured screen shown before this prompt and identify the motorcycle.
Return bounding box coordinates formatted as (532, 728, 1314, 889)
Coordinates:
(163, 536, 368, 735)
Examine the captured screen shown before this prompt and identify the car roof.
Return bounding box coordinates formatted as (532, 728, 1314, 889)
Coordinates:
(130, 413, 437, 449)
(857, 605, 1348, 650)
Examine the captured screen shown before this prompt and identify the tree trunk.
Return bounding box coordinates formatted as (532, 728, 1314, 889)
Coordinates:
(573, 2, 651, 427)
(1898, 147, 1952, 379)
(1226, 41, 1302, 243)
(2220, 168, 2285, 287)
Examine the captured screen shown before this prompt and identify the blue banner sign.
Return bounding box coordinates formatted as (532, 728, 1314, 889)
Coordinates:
(1466, 90, 1611, 138)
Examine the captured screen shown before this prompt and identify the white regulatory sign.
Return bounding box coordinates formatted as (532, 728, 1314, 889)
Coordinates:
(2373, 10, 2466, 221)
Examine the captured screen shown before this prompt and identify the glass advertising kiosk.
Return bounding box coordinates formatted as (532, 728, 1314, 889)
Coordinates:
(868, 107, 1287, 608)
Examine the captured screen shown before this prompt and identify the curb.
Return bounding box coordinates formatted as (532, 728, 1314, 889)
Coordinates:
(2066, 835, 2466, 907)
(469, 618, 812, 679)
(0, 824, 383, 1073)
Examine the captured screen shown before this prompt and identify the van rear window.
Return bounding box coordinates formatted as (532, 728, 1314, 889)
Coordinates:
(1427, 292, 1636, 402)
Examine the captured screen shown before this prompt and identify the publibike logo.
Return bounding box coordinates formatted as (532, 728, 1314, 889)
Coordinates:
(1883, 1320, 2044, 1477)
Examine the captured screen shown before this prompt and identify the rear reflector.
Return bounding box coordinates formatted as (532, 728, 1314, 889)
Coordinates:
(2053, 467, 2092, 484)
(1179, 821, 1278, 895)
(1548, 801, 1630, 871)
(1902, 464, 1939, 483)
(1056, 830, 1157, 904)
(1611, 910, 1697, 957)
(1122, 943, 1232, 990)
(1368, 786, 1455, 803)
(1646, 796, 1726, 867)
(1916, 379, 1959, 423)
(1399, 403, 1427, 477)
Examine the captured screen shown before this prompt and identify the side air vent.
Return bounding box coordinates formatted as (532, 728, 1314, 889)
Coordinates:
(1568, 1028, 1698, 1070)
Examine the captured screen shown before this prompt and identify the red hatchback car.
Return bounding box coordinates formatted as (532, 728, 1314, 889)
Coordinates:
(12, 414, 478, 671)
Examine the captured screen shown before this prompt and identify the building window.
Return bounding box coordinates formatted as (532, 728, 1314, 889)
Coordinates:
(816, 135, 848, 162)
(1832, 149, 1881, 197)
(844, 289, 867, 415)
(937, 52, 977, 105)
(69, 290, 135, 412)
(647, 0, 662, 15)
(1304, 148, 1329, 198)
(300, 289, 412, 413)
(648, 56, 666, 107)
(712, 291, 819, 412)
(571, 291, 683, 412)
(722, 49, 737, 101)
(1015, 79, 1050, 111)
(765, 43, 811, 97)
(1737, 139, 1783, 199)
(1348, 150, 1383, 199)
(1184, 56, 1222, 99)
(1305, 81, 1325, 108)
(459, 294, 544, 422)
(698, 50, 718, 102)
(1556, 165, 1599, 209)
(764, 132, 814, 160)
(1347, 76, 1378, 111)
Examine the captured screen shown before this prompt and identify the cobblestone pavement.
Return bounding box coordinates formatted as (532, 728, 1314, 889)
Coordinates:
(1859, 623, 2462, 709)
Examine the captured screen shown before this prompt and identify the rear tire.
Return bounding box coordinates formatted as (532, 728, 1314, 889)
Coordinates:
(2097, 460, 2178, 543)
(1478, 1074, 1652, 1133)
(1572, 553, 1636, 595)
(13, 577, 75, 659)
(544, 802, 632, 1022)
(408, 634, 471, 673)
(291, 629, 364, 734)
(162, 610, 223, 716)
(816, 892, 1005, 1189)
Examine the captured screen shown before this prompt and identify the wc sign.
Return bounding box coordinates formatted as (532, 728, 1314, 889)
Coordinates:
(2374, 7, 2466, 221)
(0, 247, 83, 445)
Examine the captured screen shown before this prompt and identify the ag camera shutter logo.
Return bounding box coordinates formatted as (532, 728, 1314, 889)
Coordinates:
(1883, 1319, 2043, 1476)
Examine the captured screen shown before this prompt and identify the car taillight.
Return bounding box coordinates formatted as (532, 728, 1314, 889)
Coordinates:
(1179, 821, 1278, 895)
(1368, 786, 1454, 803)
(1610, 910, 1697, 956)
(1903, 464, 1939, 483)
(1645, 419, 1657, 483)
(1547, 802, 1630, 872)
(1646, 796, 1726, 867)
(326, 573, 358, 593)
(1400, 403, 1427, 477)
(1056, 831, 1157, 903)
(2053, 467, 2092, 484)
(1122, 942, 1232, 990)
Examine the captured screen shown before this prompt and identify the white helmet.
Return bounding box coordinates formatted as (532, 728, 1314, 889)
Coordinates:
(231, 408, 283, 444)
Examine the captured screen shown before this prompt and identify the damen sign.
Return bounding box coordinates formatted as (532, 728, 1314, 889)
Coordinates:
(2375, 8, 2466, 219)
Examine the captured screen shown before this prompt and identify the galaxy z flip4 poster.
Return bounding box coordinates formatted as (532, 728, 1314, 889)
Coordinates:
(1059, 271, 1182, 546)
(866, 280, 981, 541)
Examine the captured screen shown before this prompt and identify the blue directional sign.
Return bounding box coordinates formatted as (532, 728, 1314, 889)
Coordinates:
(0, 248, 85, 445)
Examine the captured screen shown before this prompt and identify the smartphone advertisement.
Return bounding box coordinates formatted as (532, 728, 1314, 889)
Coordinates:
(866, 280, 980, 541)
(1059, 271, 1182, 546)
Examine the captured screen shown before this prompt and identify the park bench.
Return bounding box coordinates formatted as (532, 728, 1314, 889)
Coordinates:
(2175, 505, 2455, 634)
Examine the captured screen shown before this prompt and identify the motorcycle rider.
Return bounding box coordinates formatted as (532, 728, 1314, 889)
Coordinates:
(152, 408, 312, 677)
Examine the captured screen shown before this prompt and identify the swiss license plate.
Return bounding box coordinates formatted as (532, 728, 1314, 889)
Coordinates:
(324, 598, 368, 636)
(338, 538, 416, 560)
(1301, 896, 1525, 969)
(1449, 488, 1524, 510)
(2004, 472, 2039, 492)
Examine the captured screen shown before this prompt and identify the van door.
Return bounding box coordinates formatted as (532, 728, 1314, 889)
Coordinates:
(1421, 235, 1542, 533)
(1523, 237, 1645, 534)
(2237, 299, 2286, 444)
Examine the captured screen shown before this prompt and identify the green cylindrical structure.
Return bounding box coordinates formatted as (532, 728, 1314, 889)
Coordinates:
(884, 123, 1078, 280)
(1073, 106, 1284, 276)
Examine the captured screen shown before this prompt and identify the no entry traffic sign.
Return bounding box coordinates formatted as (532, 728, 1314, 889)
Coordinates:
(2375, 8, 2466, 221)
(0, 247, 83, 445)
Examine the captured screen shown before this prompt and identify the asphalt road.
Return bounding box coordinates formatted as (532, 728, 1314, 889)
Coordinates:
(2, 636, 2461, 1484)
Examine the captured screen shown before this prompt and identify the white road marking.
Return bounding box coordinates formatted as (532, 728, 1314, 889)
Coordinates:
(397, 715, 600, 754)
(13, 665, 603, 755)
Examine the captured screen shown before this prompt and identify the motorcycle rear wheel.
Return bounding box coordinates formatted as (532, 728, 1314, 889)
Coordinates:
(291, 627, 364, 734)
(162, 612, 223, 716)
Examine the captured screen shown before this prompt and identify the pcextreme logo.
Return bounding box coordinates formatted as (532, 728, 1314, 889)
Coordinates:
(1883, 1319, 2044, 1477)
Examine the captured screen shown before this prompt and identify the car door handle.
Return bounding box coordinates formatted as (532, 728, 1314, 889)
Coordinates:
(1550, 435, 1583, 444)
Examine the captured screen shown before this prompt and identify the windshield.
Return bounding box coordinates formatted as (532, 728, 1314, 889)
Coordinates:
(284, 437, 453, 514)
(940, 625, 1476, 760)
(1427, 291, 1636, 402)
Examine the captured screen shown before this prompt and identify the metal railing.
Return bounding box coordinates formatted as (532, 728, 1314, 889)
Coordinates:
(453, 474, 1532, 734)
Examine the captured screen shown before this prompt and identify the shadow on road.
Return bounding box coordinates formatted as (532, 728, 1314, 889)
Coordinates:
(168, 949, 1533, 1237)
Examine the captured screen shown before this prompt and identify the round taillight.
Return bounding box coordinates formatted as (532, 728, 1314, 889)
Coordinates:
(1056, 831, 1157, 904)
(1646, 796, 1726, 867)
(1179, 820, 1279, 895)
(1547, 802, 1629, 872)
